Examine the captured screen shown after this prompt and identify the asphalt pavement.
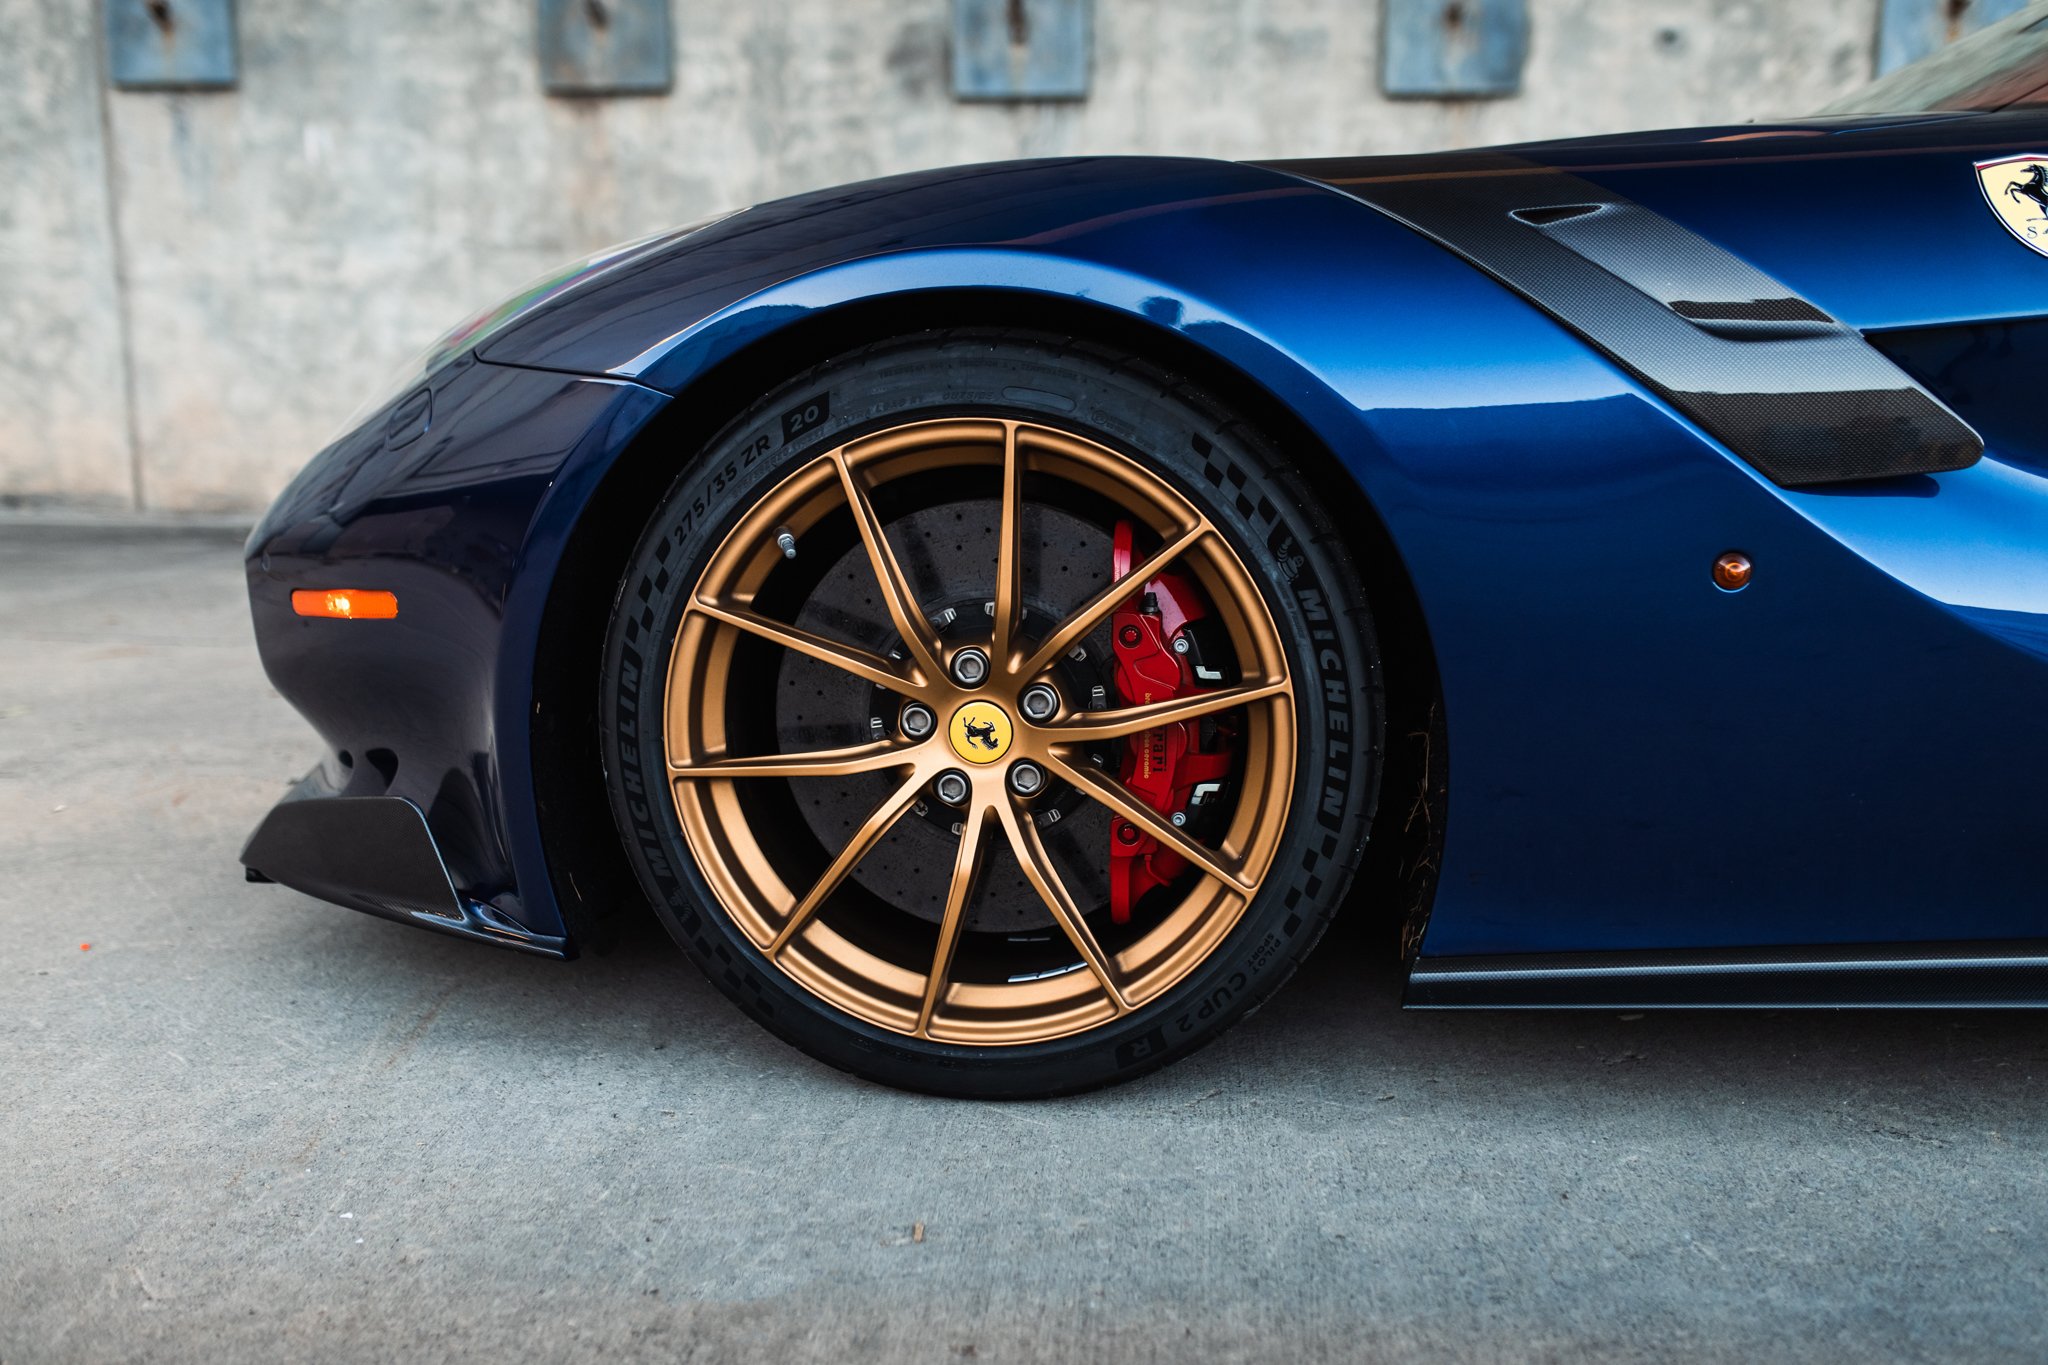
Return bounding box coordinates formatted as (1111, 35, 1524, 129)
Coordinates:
(3, 524, 2045, 1363)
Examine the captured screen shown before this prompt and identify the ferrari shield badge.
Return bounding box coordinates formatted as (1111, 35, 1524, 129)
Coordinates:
(1977, 155, 2048, 256)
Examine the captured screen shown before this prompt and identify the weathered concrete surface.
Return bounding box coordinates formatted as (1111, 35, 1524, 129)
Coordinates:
(0, 0, 134, 508)
(4, 1, 1886, 513)
(3, 527, 2047, 1362)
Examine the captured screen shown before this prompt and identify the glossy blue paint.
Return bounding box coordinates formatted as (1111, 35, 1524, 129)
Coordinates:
(248, 121, 2048, 968)
(247, 358, 669, 942)
(1875, 314, 2048, 482)
(1518, 111, 2048, 330)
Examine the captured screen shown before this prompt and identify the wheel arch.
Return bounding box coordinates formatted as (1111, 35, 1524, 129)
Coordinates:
(528, 287, 1445, 955)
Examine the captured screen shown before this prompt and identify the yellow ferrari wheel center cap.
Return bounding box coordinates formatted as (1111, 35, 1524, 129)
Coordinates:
(948, 700, 1014, 764)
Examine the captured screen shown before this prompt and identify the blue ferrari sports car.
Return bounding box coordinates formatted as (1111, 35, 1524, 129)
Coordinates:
(244, 9, 2048, 1095)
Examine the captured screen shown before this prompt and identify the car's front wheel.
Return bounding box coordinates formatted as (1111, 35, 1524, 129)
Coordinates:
(602, 330, 1380, 1096)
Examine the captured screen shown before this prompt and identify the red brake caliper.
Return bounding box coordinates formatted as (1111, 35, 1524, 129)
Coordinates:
(1107, 521, 1236, 923)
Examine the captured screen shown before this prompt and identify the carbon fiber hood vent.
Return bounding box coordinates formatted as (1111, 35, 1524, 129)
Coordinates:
(1267, 151, 1983, 488)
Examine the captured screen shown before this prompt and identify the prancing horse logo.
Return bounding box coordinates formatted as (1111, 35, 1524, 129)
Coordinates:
(2007, 164, 2048, 215)
(948, 700, 1013, 764)
(1976, 154, 2048, 258)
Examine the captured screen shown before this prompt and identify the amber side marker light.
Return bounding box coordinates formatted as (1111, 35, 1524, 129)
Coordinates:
(1712, 552, 1753, 592)
(291, 589, 399, 620)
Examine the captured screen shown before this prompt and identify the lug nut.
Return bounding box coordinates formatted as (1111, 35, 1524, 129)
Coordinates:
(1009, 761, 1045, 796)
(934, 770, 970, 805)
(1019, 684, 1059, 722)
(900, 702, 936, 739)
(950, 647, 990, 687)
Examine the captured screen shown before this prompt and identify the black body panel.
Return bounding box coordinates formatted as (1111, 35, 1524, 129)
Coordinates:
(241, 781, 570, 959)
(1408, 941, 2048, 1008)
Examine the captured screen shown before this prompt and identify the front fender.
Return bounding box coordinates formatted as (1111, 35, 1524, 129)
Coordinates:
(506, 164, 2048, 961)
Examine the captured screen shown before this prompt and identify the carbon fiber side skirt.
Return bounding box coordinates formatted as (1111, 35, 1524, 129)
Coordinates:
(1407, 940, 2048, 1008)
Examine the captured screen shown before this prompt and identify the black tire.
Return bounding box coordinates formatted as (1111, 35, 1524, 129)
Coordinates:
(601, 329, 1382, 1097)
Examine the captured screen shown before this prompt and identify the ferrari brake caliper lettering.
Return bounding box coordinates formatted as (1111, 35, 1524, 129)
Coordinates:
(1107, 521, 1236, 923)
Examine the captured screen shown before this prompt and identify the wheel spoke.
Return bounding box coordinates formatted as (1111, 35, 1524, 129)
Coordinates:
(996, 798, 1132, 1014)
(769, 767, 930, 955)
(1042, 753, 1256, 895)
(835, 451, 946, 682)
(1045, 679, 1288, 741)
(671, 738, 917, 780)
(668, 414, 1297, 1047)
(915, 803, 991, 1037)
(691, 600, 921, 696)
(991, 421, 1027, 671)
(1018, 522, 1210, 679)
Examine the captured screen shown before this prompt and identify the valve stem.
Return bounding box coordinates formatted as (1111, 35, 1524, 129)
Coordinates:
(774, 527, 798, 559)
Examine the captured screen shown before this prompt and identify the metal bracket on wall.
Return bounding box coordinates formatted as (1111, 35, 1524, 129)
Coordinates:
(1382, 0, 1528, 99)
(1876, 0, 2028, 74)
(106, 0, 237, 90)
(952, 0, 1092, 101)
(539, 0, 673, 96)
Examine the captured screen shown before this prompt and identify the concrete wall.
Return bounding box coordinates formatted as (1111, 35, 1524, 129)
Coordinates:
(3, 1, 133, 509)
(3, 0, 1890, 514)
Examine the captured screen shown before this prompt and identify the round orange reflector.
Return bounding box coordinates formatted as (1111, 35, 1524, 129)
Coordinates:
(291, 589, 399, 619)
(1712, 552, 1753, 592)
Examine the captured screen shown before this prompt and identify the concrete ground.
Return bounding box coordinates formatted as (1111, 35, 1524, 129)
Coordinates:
(2, 524, 2045, 1364)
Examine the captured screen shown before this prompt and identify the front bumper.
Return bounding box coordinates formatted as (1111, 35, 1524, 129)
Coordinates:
(240, 356, 671, 956)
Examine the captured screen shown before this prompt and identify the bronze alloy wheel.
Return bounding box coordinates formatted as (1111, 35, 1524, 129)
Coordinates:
(667, 418, 1295, 1044)
(603, 331, 1380, 1095)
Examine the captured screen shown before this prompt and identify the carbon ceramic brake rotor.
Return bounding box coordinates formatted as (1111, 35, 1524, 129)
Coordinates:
(779, 500, 1114, 932)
